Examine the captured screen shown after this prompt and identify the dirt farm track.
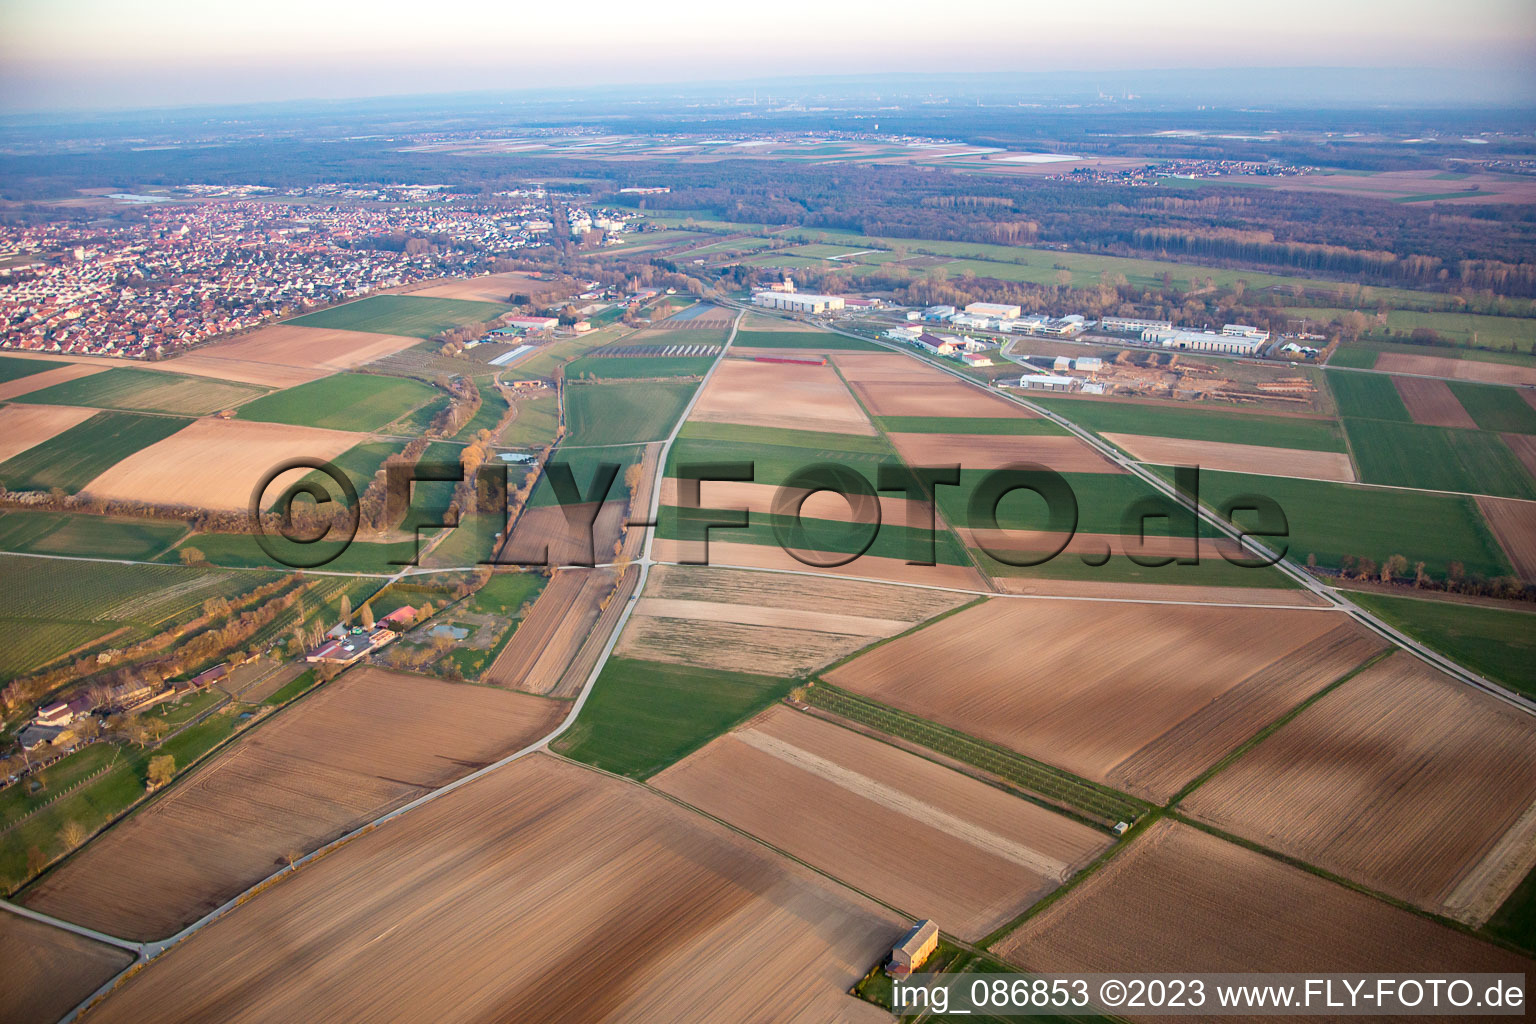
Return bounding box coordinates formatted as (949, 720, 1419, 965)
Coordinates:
(79, 754, 902, 1024)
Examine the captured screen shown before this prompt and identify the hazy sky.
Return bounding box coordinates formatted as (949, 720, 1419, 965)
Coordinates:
(2, 0, 1534, 112)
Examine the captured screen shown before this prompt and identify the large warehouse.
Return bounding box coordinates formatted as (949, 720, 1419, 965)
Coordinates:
(964, 301, 1022, 320)
(753, 291, 846, 314)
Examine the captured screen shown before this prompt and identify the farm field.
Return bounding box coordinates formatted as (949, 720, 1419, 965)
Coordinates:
(1395, 375, 1478, 428)
(1341, 417, 1536, 498)
(1345, 591, 1536, 696)
(731, 329, 880, 351)
(689, 357, 875, 435)
(1104, 432, 1357, 481)
(410, 271, 565, 305)
(614, 564, 967, 676)
(81, 753, 902, 1024)
(283, 294, 510, 338)
(20, 666, 563, 939)
(849, 378, 1032, 419)
(564, 353, 715, 379)
(1033, 396, 1347, 450)
(563, 379, 696, 445)
(1293, 308, 1536, 354)
(995, 819, 1531, 976)
(1328, 370, 1412, 421)
(1476, 495, 1536, 581)
(13, 366, 266, 416)
(1181, 653, 1536, 923)
(0, 410, 192, 494)
(1330, 339, 1536, 371)
(0, 555, 280, 677)
(450, 381, 508, 440)
(499, 391, 558, 446)
(823, 597, 1381, 802)
(0, 362, 108, 402)
(80, 417, 363, 512)
(888, 431, 1119, 473)
(0, 509, 185, 560)
(651, 534, 988, 589)
(0, 911, 133, 1024)
(234, 372, 440, 432)
(1448, 382, 1536, 434)
(1193, 469, 1513, 577)
(1375, 351, 1536, 387)
(158, 325, 421, 388)
(552, 657, 796, 779)
(481, 567, 623, 694)
(0, 403, 97, 463)
(653, 705, 1112, 940)
(875, 415, 1065, 435)
(0, 352, 70, 383)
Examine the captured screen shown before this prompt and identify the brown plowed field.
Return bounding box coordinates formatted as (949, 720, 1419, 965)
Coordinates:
(833, 350, 959, 384)
(81, 754, 903, 1024)
(990, 576, 1330, 605)
(0, 403, 98, 463)
(1107, 623, 1387, 800)
(412, 272, 554, 304)
(619, 442, 663, 561)
(654, 706, 1111, 940)
(0, 361, 109, 401)
(615, 564, 966, 675)
(851, 379, 1032, 418)
(550, 565, 638, 699)
(499, 500, 626, 567)
(79, 417, 362, 512)
(689, 357, 876, 435)
(1477, 495, 1536, 579)
(1393, 376, 1478, 428)
(1100, 432, 1357, 482)
(825, 598, 1364, 801)
(1503, 432, 1536, 481)
(0, 913, 132, 1024)
(889, 432, 1120, 473)
(996, 820, 1531, 982)
(20, 667, 562, 940)
(1375, 353, 1536, 388)
(155, 325, 419, 387)
(1180, 653, 1536, 920)
(482, 567, 623, 694)
(651, 536, 990, 591)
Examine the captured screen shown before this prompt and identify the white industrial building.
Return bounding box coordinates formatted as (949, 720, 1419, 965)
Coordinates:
(1222, 323, 1270, 340)
(753, 291, 846, 314)
(1142, 325, 1267, 355)
(1004, 373, 1078, 392)
(1100, 316, 1172, 333)
(964, 302, 1022, 320)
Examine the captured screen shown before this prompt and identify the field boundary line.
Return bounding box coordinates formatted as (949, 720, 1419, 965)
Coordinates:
(0, 898, 142, 953)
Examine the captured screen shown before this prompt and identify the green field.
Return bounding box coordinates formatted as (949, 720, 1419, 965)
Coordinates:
(13, 367, 267, 416)
(1330, 339, 1536, 370)
(1288, 307, 1536, 354)
(975, 549, 1296, 588)
(284, 294, 510, 338)
(0, 509, 186, 560)
(666, 434, 893, 491)
(527, 444, 644, 507)
(876, 416, 1067, 436)
(452, 381, 509, 440)
(1447, 382, 1536, 434)
(1035, 398, 1347, 451)
(564, 380, 696, 446)
(236, 373, 440, 432)
(499, 393, 559, 447)
(1341, 419, 1536, 499)
(1344, 592, 1536, 697)
(565, 355, 715, 379)
(1327, 371, 1412, 421)
(1485, 866, 1536, 955)
(0, 355, 67, 384)
(0, 554, 281, 680)
(1191, 470, 1512, 578)
(659, 506, 972, 567)
(550, 657, 795, 778)
(0, 411, 191, 493)
(731, 330, 879, 351)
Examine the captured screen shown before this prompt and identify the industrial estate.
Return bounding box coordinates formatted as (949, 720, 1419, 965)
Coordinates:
(1, 62, 1534, 1024)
